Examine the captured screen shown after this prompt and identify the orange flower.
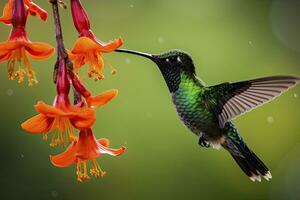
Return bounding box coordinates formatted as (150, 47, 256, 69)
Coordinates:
(69, 69, 118, 108)
(21, 101, 96, 147)
(0, 32, 55, 85)
(50, 128, 126, 182)
(69, 0, 122, 80)
(21, 58, 96, 147)
(86, 89, 118, 108)
(0, 0, 54, 85)
(69, 36, 122, 80)
(0, 0, 47, 25)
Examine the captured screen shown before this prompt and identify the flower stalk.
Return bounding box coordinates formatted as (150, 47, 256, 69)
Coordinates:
(50, 0, 67, 59)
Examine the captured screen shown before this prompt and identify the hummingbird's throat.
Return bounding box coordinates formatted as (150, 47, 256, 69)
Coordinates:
(159, 67, 181, 93)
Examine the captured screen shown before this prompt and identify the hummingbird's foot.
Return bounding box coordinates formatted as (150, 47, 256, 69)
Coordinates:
(198, 135, 210, 148)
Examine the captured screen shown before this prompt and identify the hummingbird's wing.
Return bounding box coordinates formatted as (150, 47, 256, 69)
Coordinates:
(204, 76, 300, 128)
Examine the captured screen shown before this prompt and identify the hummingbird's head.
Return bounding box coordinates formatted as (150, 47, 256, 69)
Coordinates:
(115, 49, 196, 92)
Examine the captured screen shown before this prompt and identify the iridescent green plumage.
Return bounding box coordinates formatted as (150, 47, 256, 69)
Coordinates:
(115, 48, 300, 182)
(172, 73, 217, 137)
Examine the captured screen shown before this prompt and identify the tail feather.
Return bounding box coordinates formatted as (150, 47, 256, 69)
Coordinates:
(223, 137, 272, 182)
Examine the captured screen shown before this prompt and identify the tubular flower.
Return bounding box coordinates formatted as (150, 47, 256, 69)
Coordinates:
(69, 70, 118, 108)
(21, 58, 96, 147)
(0, 0, 47, 25)
(69, 0, 122, 81)
(50, 128, 126, 182)
(0, 0, 54, 86)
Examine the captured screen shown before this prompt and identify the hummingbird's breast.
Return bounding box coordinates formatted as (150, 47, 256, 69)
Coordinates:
(171, 83, 217, 136)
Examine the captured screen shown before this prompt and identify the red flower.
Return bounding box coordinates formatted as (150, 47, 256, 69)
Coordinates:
(21, 58, 96, 147)
(50, 128, 126, 182)
(0, 0, 47, 25)
(0, 0, 54, 85)
(69, 0, 122, 80)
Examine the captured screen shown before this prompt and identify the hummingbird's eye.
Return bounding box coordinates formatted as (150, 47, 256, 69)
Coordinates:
(166, 56, 182, 65)
(177, 56, 182, 63)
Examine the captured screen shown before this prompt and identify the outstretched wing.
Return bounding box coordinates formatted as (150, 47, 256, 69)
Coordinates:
(204, 76, 300, 128)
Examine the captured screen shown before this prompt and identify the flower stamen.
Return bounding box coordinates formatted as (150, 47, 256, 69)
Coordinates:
(85, 52, 105, 81)
(7, 59, 16, 80)
(15, 63, 25, 83)
(22, 48, 38, 86)
(46, 117, 76, 147)
(105, 59, 117, 76)
(90, 159, 106, 177)
(5, 48, 40, 85)
(76, 159, 90, 182)
(42, 133, 48, 140)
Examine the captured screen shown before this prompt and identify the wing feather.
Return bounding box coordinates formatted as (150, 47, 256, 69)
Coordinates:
(205, 76, 300, 127)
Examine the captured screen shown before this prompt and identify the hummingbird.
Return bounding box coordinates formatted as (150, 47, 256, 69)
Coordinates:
(115, 49, 300, 182)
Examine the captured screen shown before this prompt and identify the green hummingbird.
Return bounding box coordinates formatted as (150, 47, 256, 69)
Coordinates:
(116, 49, 300, 182)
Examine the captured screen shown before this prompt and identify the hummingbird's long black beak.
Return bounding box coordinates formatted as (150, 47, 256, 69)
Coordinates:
(115, 49, 155, 61)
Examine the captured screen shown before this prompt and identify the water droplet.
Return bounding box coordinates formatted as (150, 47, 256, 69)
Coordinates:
(51, 190, 58, 198)
(129, 4, 134, 8)
(158, 36, 165, 44)
(20, 154, 24, 158)
(294, 93, 298, 98)
(267, 116, 274, 124)
(7, 89, 13, 96)
(125, 58, 131, 64)
(248, 41, 253, 45)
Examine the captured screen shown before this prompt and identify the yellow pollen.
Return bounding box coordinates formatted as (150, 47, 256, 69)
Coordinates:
(42, 133, 48, 141)
(6, 48, 38, 86)
(76, 159, 106, 182)
(105, 60, 117, 76)
(7, 59, 16, 80)
(84, 52, 105, 81)
(90, 159, 106, 178)
(76, 159, 90, 182)
(46, 117, 76, 148)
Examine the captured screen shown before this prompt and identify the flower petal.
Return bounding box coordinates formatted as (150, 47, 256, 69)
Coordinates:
(71, 37, 100, 54)
(50, 142, 78, 167)
(0, 0, 47, 24)
(0, 40, 54, 61)
(21, 114, 53, 133)
(98, 145, 126, 156)
(0, 0, 12, 25)
(24, 0, 48, 21)
(35, 101, 96, 128)
(70, 108, 96, 129)
(68, 51, 85, 70)
(98, 138, 110, 147)
(0, 41, 24, 52)
(71, 37, 123, 54)
(75, 129, 125, 159)
(24, 42, 55, 60)
(87, 89, 118, 108)
(35, 101, 65, 117)
(0, 51, 11, 63)
(95, 37, 123, 53)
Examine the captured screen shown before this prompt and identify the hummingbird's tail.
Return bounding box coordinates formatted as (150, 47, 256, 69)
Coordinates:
(222, 135, 272, 182)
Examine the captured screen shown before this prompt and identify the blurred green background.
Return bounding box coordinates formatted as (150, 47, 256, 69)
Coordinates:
(0, 0, 300, 199)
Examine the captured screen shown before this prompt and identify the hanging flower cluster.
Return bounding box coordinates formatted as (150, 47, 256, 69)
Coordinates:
(1, 0, 126, 182)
